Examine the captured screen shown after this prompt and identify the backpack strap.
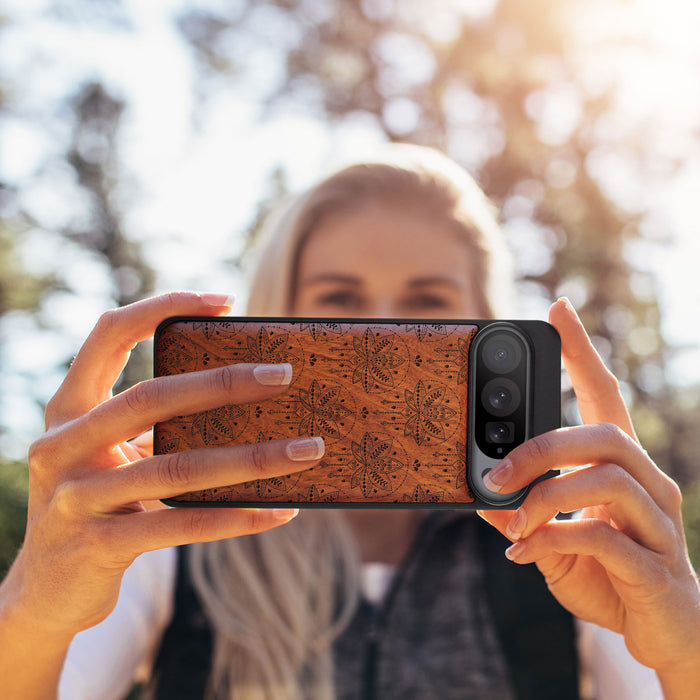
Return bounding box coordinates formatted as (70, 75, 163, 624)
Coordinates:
(146, 546, 212, 699)
(476, 515, 580, 700)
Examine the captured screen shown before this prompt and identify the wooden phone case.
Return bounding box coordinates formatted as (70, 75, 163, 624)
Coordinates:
(153, 317, 559, 508)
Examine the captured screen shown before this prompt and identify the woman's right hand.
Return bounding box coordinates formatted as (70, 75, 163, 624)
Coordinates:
(1, 292, 324, 643)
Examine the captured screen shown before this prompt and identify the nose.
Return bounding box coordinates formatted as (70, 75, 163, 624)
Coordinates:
(365, 300, 400, 319)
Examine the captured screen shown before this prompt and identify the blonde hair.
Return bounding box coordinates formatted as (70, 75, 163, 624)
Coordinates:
(189, 512, 359, 700)
(188, 144, 514, 699)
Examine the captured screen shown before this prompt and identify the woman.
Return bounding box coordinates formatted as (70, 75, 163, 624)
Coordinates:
(0, 145, 697, 699)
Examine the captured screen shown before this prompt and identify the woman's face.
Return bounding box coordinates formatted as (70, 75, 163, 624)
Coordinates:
(293, 202, 484, 319)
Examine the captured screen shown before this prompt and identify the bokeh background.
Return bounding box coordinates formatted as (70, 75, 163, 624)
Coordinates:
(1, 0, 700, 574)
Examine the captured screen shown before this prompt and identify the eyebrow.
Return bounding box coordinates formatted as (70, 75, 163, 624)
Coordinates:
(407, 277, 462, 290)
(301, 273, 362, 286)
(301, 274, 462, 289)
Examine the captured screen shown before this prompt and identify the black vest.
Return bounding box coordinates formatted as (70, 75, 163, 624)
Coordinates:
(148, 514, 579, 699)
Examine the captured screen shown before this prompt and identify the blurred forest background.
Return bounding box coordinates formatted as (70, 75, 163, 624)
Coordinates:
(1, 0, 700, 574)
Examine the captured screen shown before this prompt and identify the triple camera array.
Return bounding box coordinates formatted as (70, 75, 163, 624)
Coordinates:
(470, 323, 531, 461)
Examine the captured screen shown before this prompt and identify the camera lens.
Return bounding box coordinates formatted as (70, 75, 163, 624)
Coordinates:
(489, 387, 511, 411)
(481, 378, 521, 417)
(486, 421, 514, 444)
(482, 334, 523, 374)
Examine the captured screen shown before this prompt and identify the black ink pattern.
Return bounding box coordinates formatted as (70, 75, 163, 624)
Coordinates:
(350, 328, 406, 392)
(404, 380, 458, 445)
(191, 405, 247, 445)
(295, 380, 354, 439)
(349, 432, 406, 497)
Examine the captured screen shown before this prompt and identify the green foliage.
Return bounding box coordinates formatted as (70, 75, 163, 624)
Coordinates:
(0, 460, 28, 577)
(682, 479, 700, 572)
(0, 222, 54, 316)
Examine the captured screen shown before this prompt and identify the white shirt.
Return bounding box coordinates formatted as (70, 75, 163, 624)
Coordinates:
(59, 548, 663, 700)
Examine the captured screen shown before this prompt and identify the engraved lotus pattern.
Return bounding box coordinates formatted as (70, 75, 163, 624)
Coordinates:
(304, 484, 342, 502)
(155, 434, 181, 454)
(403, 484, 445, 503)
(431, 441, 468, 490)
(245, 475, 291, 497)
(299, 322, 343, 340)
(190, 320, 236, 339)
(191, 405, 247, 445)
(457, 337, 470, 384)
(404, 323, 451, 341)
(155, 332, 197, 375)
(243, 432, 296, 496)
(349, 432, 405, 497)
(452, 441, 468, 489)
(155, 320, 477, 504)
(296, 380, 353, 438)
(246, 328, 299, 364)
(350, 329, 405, 392)
(404, 380, 457, 445)
(244, 476, 288, 498)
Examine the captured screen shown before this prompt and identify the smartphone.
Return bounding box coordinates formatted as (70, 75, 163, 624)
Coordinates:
(153, 317, 560, 509)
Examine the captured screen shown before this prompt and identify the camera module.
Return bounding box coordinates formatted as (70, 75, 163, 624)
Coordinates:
(467, 320, 560, 507)
(469, 323, 531, 464)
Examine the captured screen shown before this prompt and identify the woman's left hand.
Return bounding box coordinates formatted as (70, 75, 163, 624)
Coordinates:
(478, 298, 700, 696)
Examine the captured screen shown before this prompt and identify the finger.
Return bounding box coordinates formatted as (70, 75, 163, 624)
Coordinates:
(548, 298, 636, 439)
(503, 517, 662, 588)
(504, 464, 675, 554)
(120, 431, 152, 461)
(109, 506, 300, 558)
(66, 362, 294, 456)
(119, 441, 144, 462)
(128, 431, 153, 459)
(476, 509, 516, 539)
(483, 423, 681, 515)
(47, 292, 235, 424)
(86, 437, 325, 507)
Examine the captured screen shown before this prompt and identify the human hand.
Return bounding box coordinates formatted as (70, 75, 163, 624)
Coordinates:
(3, 292, 324, 641)
(478, 298, 700, 693)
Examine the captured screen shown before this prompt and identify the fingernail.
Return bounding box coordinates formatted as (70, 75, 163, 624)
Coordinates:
(198, 293, 236, 309)
(505, 541, 527, 561)
(506, 509, 527, 540)
(483, 460, 512, 493)
(557, 296, 578, 319)
(273, 508, 299, 521)
(286, 437, 325, 461)
(254, 363, 293, 386)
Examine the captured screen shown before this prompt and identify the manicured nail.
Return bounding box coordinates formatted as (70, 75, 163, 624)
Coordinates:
(198, 293, 236, 309)
(506, 509, 527, 540)
(505, 541, 527, 561)
(557, 296, 578, 319)
(483, 460, 512, 493)
(253, 363, 293, 386)
(286, 437, 325, 461)
(273, 508, 299, 521)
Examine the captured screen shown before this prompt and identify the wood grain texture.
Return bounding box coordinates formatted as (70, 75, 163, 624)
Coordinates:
(154, 319, 478, 505)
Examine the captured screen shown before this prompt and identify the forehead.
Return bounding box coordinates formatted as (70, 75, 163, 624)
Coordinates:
(298, 203, 472, 280)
